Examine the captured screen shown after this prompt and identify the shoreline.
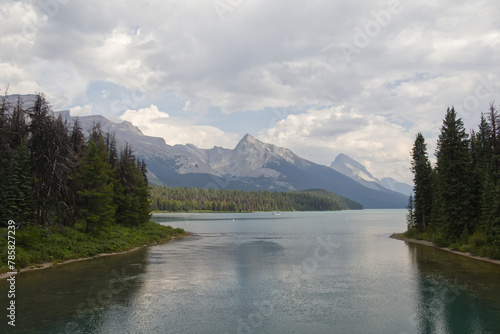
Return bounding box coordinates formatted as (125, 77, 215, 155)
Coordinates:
(0, 234, 193, 280)
(390, 233, 500, 266)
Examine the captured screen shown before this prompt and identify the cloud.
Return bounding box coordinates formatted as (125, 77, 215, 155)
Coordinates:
(1, 0, 498, 184)
(259, 106, 414, 184)
(2, 0, 498, 117)
(120, 105, 239, 149)
(69, 104, 93, 117)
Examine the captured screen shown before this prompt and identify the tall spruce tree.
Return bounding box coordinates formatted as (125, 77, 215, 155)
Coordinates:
(406, 195, 416, 230)
(28, 93, 54, 225)
(434, 107, 473, 241)
(411, 133, 433, 232)
(77, 140, 116, 233)
(481, 105, 500, 244)
(115, 143, 151, 225)
(0, 91, 13, 226)
(4, 140, 33, 224)
(67, 118, 86, 226)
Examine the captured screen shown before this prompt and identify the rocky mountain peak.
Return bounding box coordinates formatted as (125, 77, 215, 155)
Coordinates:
(236, 133, 264, 148)
(331, 153, 378, 182)
(120, 120, 144, 136)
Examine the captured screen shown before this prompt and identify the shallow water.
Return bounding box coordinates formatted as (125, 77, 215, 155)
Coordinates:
(2, 210, 500, 333)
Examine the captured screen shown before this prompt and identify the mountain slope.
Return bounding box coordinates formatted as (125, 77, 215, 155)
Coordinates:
(330, 153, 387, 191)
(380, 177, 413, 197)
(330, 153, 413, 197)
(56, 112, 408, 208)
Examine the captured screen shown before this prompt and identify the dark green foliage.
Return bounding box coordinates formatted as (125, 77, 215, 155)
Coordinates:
(77, 141, 116, 233)
(411, 133, 432, 232)
(406, 195, 415, 230)
(0, 94, 32, 226)
(150, 186, 362, 212)
(0, 92, 152, 234)
(4, 140, 33, 224)
(433, 107, 473, 240)
(28, 94, 74, 226)
(114, 143, 151, 225)
(411, 103, 500, 259)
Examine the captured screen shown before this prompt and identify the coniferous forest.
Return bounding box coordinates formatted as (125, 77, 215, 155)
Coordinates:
(150, 186, 363, 212)
(0, 93, 151, 232)
(408, 104, 500, 259)
(0, 93, 185, 271)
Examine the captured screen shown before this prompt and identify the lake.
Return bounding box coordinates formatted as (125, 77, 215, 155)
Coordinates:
(2, 210, 500, 333)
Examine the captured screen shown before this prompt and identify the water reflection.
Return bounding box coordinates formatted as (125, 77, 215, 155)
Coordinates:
(407, 243, 500, 334)
(3, 211, 500, 334)
(0, 248, 149, 334)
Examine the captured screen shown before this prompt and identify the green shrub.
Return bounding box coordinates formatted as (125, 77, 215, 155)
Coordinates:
(469, 231, 487, 247)
(0, 222, 186, 273)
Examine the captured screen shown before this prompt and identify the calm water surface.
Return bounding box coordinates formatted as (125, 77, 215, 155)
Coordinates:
(2, 210, 500, 334)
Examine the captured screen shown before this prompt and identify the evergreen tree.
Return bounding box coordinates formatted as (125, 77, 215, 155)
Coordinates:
(77, 140, 116, 233)
(67, 118, 87, 226)
(481, 105, 500, 245)
(27, 94, 73, 226)
(115, 143, 151, 225)
(406, 195, 416, 230)
(433, 107, 473, 240)
(28, 93, 53, 225)
(70, 118, 86, 158)
(4, 140, 33, 224)
(411, 133, 433, 232)
(105, 132, 119, 168)
(0, 91, 12, 226)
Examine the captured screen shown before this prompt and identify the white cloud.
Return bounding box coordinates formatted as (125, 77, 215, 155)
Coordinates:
(120, 105, 239, 149)
(1, 0, 498, 183)
(259, 106, 414, 184)
(69, 104, 93, 117)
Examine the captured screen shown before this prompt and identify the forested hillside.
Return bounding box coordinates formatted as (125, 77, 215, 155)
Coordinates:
(408, 104, 500, 259)
(150, 186, 362, 212)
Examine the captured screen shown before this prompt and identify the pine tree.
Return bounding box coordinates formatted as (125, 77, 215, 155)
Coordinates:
(4, 140, 33, 224)
(115, 143, 151, 225)
(434, 107, 473, 241)
(28, 93, 54, 225)
(481, 105, 500, 245)
(406, 195, 416, 230)
(105, 132, 119, 168)
(0, 91, 12, 226)
(77, 140, 116, 233)
(411, 133, 433, 232)
(67, 118, 87, 226)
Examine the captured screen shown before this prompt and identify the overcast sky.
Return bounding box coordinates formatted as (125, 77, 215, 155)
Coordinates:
(1, 0, 499, 184)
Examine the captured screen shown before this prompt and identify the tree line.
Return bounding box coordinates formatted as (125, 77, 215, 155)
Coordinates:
(0, 92, 150, 233)
(409, 104, 500, 258)
(150, 186, 363, 212)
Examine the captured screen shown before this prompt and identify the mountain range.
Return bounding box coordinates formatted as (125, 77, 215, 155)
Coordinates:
(4, 94, 411, 209)
(54, 111, 410, 209)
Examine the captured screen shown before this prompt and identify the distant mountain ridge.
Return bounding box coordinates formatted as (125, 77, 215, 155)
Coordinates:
(52, 111, 408, 208)
(330, 153, 413, 196)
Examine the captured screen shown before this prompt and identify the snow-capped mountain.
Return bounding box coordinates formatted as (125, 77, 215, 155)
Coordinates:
(330, 153, 413, 196)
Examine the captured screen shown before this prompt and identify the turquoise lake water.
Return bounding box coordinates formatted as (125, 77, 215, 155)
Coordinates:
(2, 210, 500, 333)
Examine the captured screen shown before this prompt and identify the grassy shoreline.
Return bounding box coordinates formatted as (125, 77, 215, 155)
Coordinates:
(1, 221, 188, 276)
(390, 233, 500, 265)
